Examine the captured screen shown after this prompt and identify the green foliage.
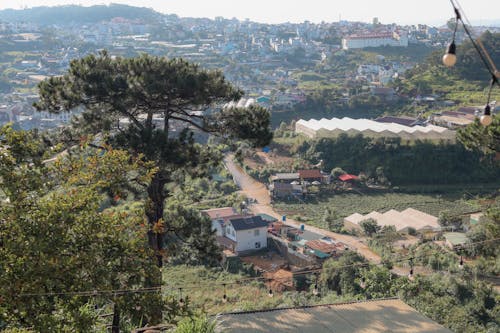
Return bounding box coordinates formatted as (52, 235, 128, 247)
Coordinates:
(458, 114, 500, 155)
(322, 208, 343, 232)
(174, 315, 219, 333)
(0, 4, 162, 25)
(320, 251, 366, 296)
(303, 134, 500, 186)
(35, 52, 272, 270)
(0, 127, 162, 331)
(274, 192, 479, 230)
(438, 210, 464, 230)
(359, 218, 381, 236)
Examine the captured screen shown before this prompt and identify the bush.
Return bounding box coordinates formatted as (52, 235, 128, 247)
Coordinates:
(175, 315, 219, 333)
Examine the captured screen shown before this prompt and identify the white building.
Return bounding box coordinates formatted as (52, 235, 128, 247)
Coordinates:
(342, 31, 408, 50)
(344, 208, 441, 233)
(224, 216, 268, 253)
(295, 117, 455, 142)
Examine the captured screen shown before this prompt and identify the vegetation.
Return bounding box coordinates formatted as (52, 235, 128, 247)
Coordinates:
(0, 4, 162, 25)
(35, 51, 272, 270)
(274, 192, 480, 227)
(301, 134, 500, 186)
(0, 125, 163, 331)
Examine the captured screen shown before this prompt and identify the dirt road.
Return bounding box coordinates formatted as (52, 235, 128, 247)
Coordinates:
(224, 155, 384, 265)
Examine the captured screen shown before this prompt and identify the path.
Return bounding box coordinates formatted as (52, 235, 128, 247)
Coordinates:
(224, 155, 384, 266)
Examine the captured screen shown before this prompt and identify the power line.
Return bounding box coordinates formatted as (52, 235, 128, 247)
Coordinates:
(15, 237, 500, 298)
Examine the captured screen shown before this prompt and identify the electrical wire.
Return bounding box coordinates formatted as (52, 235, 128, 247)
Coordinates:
(14, 237, 500, 298)
(449, 0, 500, 86)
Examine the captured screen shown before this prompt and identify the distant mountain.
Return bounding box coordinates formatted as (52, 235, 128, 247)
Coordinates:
(0, 4, 163, 25)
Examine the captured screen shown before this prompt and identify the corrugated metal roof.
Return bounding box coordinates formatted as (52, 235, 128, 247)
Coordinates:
(218, 298, 453, 333)
(344, 208, 440, 232)
(229, 215, 268, 231)
(296, 117, 454, 140)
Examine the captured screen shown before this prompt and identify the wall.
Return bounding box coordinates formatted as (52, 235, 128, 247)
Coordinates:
(235, 226, 268, 252)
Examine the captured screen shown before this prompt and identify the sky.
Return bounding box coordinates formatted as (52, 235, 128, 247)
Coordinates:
(0, 0, 499, 26)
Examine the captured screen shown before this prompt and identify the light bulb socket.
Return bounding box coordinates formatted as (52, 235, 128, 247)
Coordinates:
(446, 41, 456, 55)
(484, 105, 491, 116)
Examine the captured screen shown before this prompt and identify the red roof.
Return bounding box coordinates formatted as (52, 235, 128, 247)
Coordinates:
(298, 169, 322, 179)
(338, 174, 358, 182)
(202, 207, 237, 220)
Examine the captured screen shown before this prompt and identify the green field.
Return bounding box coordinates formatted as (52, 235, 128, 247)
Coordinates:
(273, 192, 481, 227)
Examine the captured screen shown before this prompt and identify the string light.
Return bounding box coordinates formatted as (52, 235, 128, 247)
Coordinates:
(14, 237, 500, 299)
(442, 7, 459, 67)
(445, 0, 500, 126)
(178, 288, 184, 306)
(312, 273, 320, 296)
(222, 283, 227, 303)
(360, 277, 366, 289)
(408, 258, 414, 281)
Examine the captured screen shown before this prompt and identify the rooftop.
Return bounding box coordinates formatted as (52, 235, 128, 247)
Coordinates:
(202, 207, 237, 220)
(443, 232, 469, 246)
(345, 208, 440, 232)
(298, 169, 323, 179)
(218, 298, 452, 333)
(230, 215, 268, 231)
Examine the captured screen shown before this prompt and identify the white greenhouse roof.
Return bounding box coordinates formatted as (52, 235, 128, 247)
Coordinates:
(295, 117, 454, 139)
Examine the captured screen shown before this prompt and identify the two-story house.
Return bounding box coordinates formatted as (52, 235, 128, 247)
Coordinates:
(224, 216, 268, 254)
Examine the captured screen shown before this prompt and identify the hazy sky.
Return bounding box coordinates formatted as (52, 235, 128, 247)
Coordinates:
(1, 0, 499, 26)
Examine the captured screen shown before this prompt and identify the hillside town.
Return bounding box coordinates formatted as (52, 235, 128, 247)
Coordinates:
(0, 3, 499, 333)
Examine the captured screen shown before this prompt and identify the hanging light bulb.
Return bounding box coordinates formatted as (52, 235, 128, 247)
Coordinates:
(312, 273, 319, 296)
(459, 256, 464, 269)
(408, 268, 414, 281)
(480, 105, 493, 126)
(222, 284, 228, 303)
(313, 283, 319, 296)
(443, 42, 457, 67)
(178, 288, 184, 306)
(268, 288, 274, 298)
(360, 277, 366, 289)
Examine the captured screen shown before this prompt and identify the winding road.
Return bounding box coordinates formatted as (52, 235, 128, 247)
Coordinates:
(224, 155, 383, 265)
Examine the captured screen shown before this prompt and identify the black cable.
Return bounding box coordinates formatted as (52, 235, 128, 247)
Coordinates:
(449, 0, 500, 88)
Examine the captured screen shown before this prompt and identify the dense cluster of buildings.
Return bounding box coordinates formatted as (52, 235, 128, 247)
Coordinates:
(3, 7, 497, 130)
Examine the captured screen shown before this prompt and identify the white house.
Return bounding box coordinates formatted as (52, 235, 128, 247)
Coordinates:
(225, 216, 268, 253)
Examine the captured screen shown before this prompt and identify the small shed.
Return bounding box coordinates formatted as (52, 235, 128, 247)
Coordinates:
(443, 232, 468, 250)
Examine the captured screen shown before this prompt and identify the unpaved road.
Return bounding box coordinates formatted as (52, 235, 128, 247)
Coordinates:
(224, 155, 384, 265)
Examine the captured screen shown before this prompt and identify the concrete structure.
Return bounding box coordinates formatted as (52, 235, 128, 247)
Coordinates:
(342, 31, 408, 50)
(344, 208, 440, 233)
(225, 216, 268, 253)
(219, 298, 452, 333)
(295, 117, 455, 141)
(203, 207, 244, 237)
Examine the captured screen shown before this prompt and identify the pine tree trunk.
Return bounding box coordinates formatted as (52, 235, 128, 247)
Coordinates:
(145, 172, 168, 324)
(111, 303, 120, 333)
(146, 172, 167, 268)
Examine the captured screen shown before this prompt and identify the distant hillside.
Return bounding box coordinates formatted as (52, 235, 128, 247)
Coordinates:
(0, 4, 163, 25)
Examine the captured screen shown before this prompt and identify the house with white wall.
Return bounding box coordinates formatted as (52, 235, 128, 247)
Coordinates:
(225, 216, 268, 253)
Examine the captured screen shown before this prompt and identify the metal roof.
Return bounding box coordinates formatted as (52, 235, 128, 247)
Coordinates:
(218, 298, 453, 333)
(229, 215, 268, 231)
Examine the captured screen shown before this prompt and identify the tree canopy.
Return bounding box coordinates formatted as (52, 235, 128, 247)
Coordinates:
(0, 125, 165, 331)
(34, 52, 273, 267)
